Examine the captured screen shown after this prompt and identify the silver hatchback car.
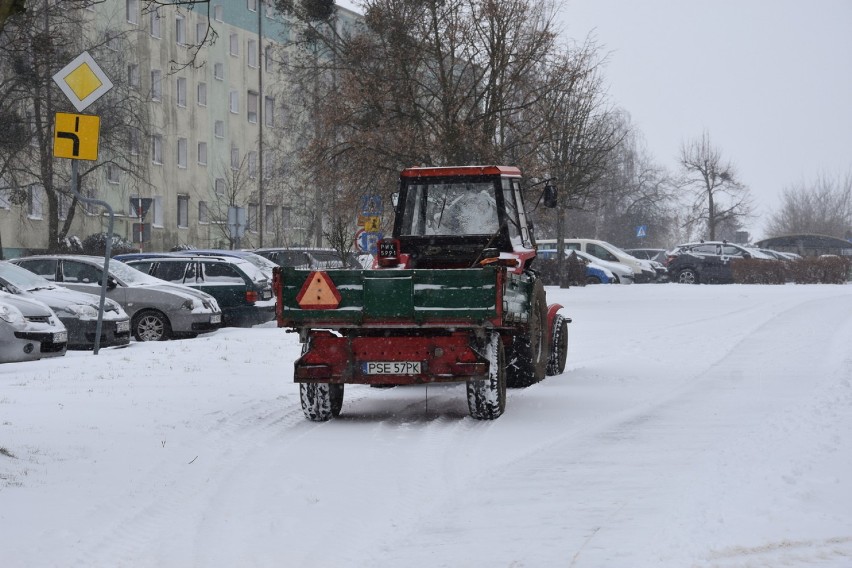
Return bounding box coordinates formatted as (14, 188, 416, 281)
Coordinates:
(0, 291, 67, 362)
(11, 255, 223, 342)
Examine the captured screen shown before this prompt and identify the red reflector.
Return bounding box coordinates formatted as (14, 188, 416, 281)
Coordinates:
(246, 290, 258, 302)
(295, 365, 332, 380)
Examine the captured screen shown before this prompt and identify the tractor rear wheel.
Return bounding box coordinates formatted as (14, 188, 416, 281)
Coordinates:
(507, 279, 549, 388)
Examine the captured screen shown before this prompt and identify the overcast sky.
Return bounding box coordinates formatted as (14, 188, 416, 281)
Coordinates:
(336, 1, 852, 239)
(558, 0, 852, 239)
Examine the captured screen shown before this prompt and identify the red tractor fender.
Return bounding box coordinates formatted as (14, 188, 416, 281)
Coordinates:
(546, 303, 570, 333)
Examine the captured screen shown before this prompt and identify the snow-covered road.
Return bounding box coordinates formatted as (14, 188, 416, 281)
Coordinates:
(2, 283, 851, 567)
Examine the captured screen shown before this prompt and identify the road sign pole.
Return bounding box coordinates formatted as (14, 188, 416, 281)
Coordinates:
(69, 159, 114, 355)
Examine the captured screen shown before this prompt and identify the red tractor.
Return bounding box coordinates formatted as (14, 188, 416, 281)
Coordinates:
(274, 165, 570, 420)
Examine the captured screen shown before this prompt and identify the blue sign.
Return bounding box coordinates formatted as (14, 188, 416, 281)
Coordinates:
(359, 195, 383, 216)
(636, 225, 647, 238)
(358, 231, 383, 254)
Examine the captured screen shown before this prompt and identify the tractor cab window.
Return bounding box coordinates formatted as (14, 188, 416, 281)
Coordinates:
(400, 182, 499, 237)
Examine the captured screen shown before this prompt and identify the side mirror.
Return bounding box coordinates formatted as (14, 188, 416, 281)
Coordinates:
(543, 183, 557, 208)
(100, 276, 118, 290)
(391, 192, 399, 207)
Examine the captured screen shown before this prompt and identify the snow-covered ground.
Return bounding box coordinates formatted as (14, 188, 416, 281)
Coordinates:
(2, 283, 851, 567)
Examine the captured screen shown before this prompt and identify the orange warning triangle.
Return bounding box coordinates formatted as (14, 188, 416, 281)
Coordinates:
(295, 271, 342, 309)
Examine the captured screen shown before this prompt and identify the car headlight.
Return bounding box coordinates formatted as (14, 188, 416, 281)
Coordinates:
(61, 303, 99, 319)
(0, 304, 25, 325)
(181, 299, 201, 311)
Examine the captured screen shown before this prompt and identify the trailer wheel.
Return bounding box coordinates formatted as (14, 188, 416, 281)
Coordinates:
(300, 382, 344, 421)
(546, 314, 569, 376)
(467, 334, 506, 420)
(507, 279, 548, 388)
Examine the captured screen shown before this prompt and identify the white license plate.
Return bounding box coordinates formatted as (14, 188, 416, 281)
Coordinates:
(117, 320, 130, 333)
(210, 314, 222, 324)
(361, 361, 422, 375)
(262, 290, 272, 300)
(53, 331, 67, 343)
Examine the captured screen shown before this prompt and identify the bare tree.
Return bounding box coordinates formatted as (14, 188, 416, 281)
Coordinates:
(766, 171, 852, 238)
(281, 0, 565, 209)
(677, 130, 752, 240)
(0, 0, 150, 252)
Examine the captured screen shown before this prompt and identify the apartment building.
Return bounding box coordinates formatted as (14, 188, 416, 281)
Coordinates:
(0, 0, 359, 257)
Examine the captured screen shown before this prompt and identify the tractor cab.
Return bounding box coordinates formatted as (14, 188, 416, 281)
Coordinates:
(378, 166, 553, 272)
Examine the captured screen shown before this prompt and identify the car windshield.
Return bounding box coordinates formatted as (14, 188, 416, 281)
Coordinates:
(0, 261, 57, 291)
(400, 182, 499, 236)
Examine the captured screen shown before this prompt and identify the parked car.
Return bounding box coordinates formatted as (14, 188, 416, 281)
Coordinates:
(666, 241, 773, 284)
(0, 292, 67, 363)
(0, 261, 130, 349)
(10, 255, 222, 341)
(173, 249, 278, 279)
(624, 248, 668, 263)
(545, 239, 657, 283)
(536, 248, 615, 284)
(118, 254, 274, 327)
(255, 247, 361, 270)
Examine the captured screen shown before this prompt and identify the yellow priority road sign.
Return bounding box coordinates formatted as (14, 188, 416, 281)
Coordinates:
(53, 112, 100, 161)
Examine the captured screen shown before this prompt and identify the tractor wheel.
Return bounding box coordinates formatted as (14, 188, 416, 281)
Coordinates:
(467, 333, 506, 420)
(546, 314, 569, 376)
(300, 382, 344, 421)
(507, 279, 549, 388)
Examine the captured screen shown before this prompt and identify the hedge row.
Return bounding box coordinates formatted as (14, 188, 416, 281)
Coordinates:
(732, 256, 851, 284)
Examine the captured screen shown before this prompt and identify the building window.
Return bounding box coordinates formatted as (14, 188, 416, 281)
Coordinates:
(214, 120, 224, 138)
(199, 201, 209, 224)
(229, 33, 239, 56)
(247, 39, 258, 68)
(151, 135, 163, 164)
(150, 69, 162, 101)
(129, 130, 140, 156)
(177, 195, 189, 228)
(264, 96, 274, 127)
(214, 62, 224, 80)
(264, 45, 273, 72)
(281, 207, 291, 229)
(126, 0, 138, 24)
(215, 178, 225, 195)
(265, 0, 275, 18)
(247, 0, 258, 12)
(197, 141, 207, 165)
(177, 138, 187, 168)
(196, 21, 206, 44)
(150, 8, 161, 38)
(128, 64, 139, 89)
(229, 90, 239, 114)
(247, 203, 258, 232)
(213, 4, 224, 21)
(175, 14, 186, 45)
(107, 164, 120, 184)
(176, 77, 187, 107)
(197, 82, 207, 106)
(230, 146, 240, 170)
(28, 185, 45, 219)
(153, 195, 164, 227)
(247, 91, 258, 123)
(248, 151, 257, 178)
(265, 204, 275, 232)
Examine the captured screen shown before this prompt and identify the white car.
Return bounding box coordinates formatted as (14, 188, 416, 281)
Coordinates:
(0, 291, 67, 363)
(568, 249, 634, 284)
(560, 238, 656, 283)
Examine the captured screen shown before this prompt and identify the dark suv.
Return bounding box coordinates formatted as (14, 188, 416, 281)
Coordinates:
(120, 255, 274, 327)
(667, 241, 771, 284)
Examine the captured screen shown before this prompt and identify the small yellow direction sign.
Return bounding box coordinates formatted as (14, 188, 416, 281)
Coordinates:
(363, 216, 381, 232)
(54, 113, 101, 161)
(52, 51, 113, 112)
